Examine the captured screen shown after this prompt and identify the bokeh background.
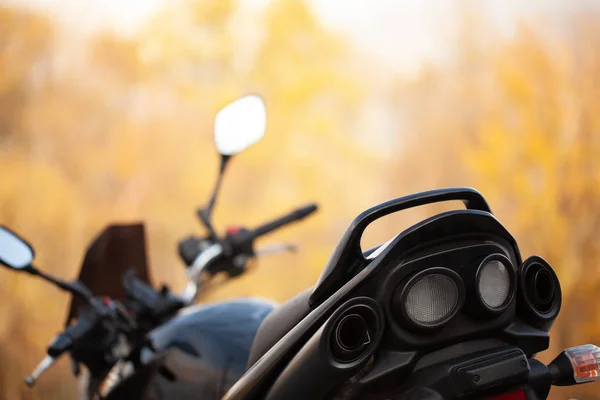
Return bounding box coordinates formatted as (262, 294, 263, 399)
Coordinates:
(1, 0, 600, 399)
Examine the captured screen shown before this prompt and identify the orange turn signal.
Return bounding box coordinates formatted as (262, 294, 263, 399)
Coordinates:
(564, 344, 600, 383)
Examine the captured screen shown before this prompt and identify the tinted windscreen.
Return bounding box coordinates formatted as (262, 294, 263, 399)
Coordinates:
(65, 223, 153, 325)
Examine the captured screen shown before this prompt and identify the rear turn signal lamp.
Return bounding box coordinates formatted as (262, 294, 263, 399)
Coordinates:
(565, 344, 600, 383)
(550, 344, 600, 385)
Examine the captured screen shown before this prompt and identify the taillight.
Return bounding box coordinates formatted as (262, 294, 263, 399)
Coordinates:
(486, 389, 526, 400)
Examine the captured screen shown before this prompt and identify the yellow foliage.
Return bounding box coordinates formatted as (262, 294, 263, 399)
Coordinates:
(1, 2, 600, 400)
(394, 16, 600, 400)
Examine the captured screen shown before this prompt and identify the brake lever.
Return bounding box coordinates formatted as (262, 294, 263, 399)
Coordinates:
(25, 355, 56, 387)
(255, 243, 298, 256)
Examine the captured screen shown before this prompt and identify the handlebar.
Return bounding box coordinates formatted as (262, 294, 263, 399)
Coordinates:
(25, 311, 98, 387)
(48, 312, 97, 357)
(26, 276, 188, 387)
(178, 203, 317, 269)
(178, 203, 318, 302)
(123, 271, 185, 320)
(228, 203, 318, 252)
(123, 271, 162, 310)
(249, 203, 318, 240)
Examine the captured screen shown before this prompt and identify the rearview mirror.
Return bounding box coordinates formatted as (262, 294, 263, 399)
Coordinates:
(0, 226, 35, 270)
(214, 94, 266, 156)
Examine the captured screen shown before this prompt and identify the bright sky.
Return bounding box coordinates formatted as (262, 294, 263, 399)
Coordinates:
(11, 0, 600, 73)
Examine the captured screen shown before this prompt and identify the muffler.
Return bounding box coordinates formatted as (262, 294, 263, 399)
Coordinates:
(517, 256, 562, 331)
(264, 296, 384, 400)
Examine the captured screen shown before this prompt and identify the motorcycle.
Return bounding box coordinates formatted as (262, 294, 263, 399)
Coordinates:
(221, 187, 600, 400)
(0, 94, 318, 399)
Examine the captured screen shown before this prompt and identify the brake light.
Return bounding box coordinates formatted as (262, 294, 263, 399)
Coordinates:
(486, 389, 526, 400)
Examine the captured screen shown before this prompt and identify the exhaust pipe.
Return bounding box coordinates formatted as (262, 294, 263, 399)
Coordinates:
(527, 268, 555, 309)
(265, 297, 384, 400)
(517, 256, 561, 331)
(333, 314, 369, 355)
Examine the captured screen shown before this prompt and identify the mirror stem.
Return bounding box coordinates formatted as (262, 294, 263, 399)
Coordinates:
(200, 154, 231, 242)
(197, 153, 231, 248)
(29, 266, 93, 302)
(207, 154, 231, 216)
(30, 266, 69, 290)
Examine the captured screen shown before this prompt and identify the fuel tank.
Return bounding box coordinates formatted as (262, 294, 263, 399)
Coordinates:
(104, 297, 276, 400)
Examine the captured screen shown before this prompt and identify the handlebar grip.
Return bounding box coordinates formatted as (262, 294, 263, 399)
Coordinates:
(249, 203, 318, 239)
(123, 271, 185, 320)
(123, 271, 161, 309)
(65, 314, 95, 341)
(47, 313, 96, 357)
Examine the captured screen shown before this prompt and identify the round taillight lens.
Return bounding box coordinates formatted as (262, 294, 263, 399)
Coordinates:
(473, 254, 516, 314)
(395, 267, 465, 330)
(478, 259, 512, 309)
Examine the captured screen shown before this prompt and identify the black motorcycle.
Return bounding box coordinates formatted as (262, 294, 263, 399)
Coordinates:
(221, 187, 600, 400)
(0, 94, 317, 399)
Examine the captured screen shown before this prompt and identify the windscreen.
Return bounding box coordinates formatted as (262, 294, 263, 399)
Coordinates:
(65, 223, 153, 325)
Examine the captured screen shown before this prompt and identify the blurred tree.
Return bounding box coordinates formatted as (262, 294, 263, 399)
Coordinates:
(2, 1, 600, 400)
(137, 0, 237, 106)
(0, 7, 79, 400)
(127, 0, 385, 302)
(463, 23, 600, 400)
(0, 6, 53, 146)
(203, 0, 386, 300)
(465, 21, 600, 339)
(392, 12, 600, 400)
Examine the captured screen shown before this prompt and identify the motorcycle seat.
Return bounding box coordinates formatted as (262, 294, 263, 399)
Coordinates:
(246, 287, 313, 368)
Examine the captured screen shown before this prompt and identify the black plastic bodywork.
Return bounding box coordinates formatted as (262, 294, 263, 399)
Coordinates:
(225, 188, 558, 400)
(104, 298, 275, 400)
(310, 188, 493, 306)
